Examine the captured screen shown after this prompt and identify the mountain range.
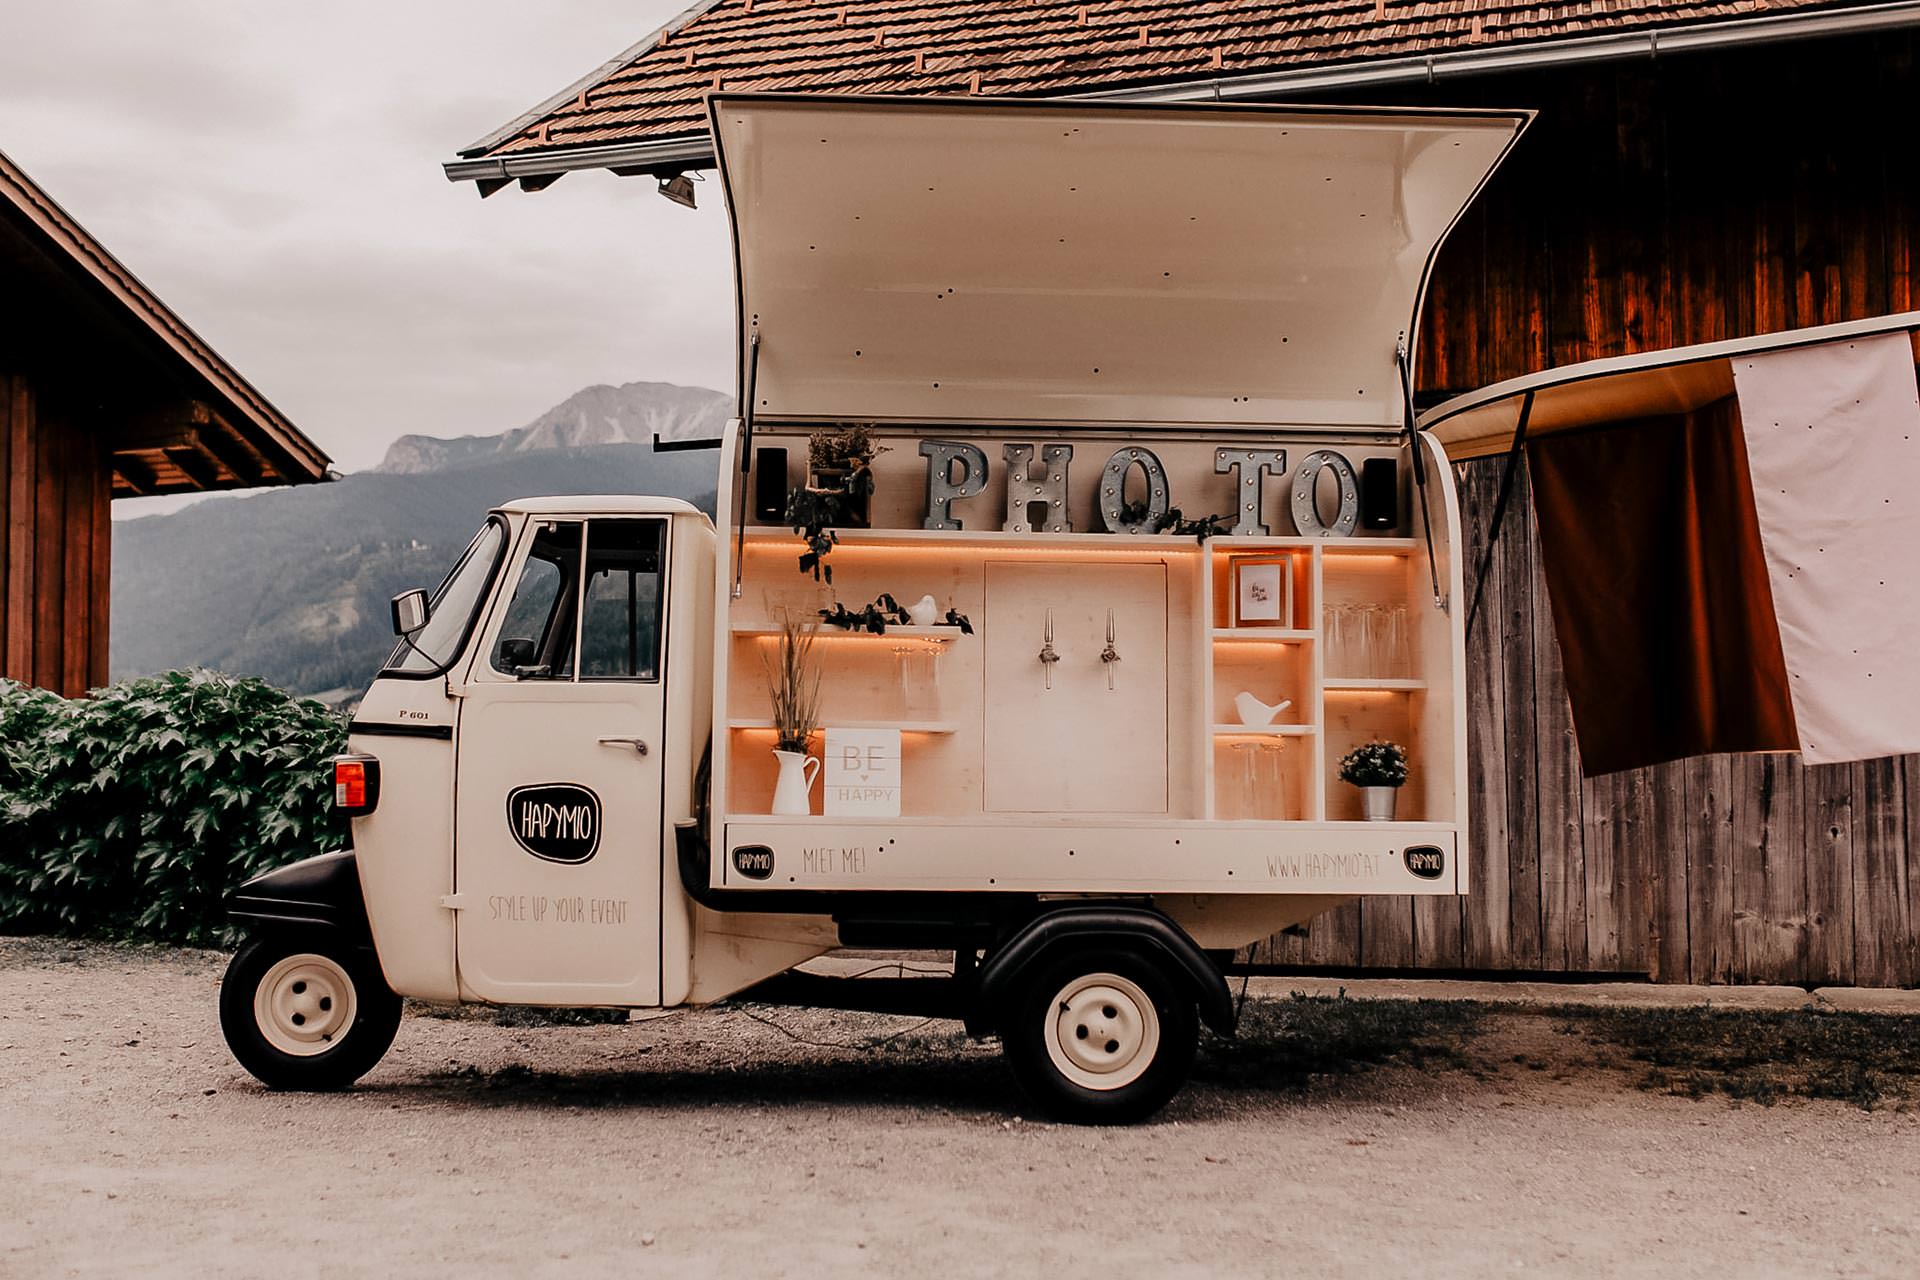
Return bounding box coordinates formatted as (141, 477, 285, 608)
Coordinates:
(376, 380, 730, 473)
(110, 381, 730, 701)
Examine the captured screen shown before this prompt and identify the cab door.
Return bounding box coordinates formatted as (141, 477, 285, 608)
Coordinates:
(453, 517, 668, 1005)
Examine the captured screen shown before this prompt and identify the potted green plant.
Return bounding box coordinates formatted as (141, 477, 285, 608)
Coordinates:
(1338, 740, 1407, 821)
(761, 611, 822, 815)
(805, 425, 887, 528)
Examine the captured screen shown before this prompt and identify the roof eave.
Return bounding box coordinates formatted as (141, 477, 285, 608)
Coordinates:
(0, 150, 331, 486)
(443, 0, 1920, 187)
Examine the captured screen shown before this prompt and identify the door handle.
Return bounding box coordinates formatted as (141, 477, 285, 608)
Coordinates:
(597, 736, 649, 755)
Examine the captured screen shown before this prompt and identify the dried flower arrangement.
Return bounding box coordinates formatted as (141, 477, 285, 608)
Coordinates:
(761, 611, 821, 754)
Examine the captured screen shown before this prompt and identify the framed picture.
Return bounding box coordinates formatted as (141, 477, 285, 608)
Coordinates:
(822, 727, 902, 817)
(1232, 557, 1294, 628)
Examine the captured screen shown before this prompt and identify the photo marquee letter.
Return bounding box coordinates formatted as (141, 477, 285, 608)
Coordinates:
(920, 439, 989, 530)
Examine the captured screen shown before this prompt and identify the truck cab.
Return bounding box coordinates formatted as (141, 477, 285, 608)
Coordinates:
(219, 93, 1530, 1123)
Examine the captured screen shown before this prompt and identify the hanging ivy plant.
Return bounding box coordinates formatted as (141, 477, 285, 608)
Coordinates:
(785, 484, 851, 582)
(785, 426, 891, 581)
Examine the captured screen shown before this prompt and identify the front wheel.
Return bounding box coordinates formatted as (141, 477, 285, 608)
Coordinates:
(219, 931, 401, 1090)
(1000, 948, 1198, 1124)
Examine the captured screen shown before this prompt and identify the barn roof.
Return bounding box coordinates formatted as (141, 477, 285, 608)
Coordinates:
(444, 0, 1920, 190)
(0, 148, 331, 496)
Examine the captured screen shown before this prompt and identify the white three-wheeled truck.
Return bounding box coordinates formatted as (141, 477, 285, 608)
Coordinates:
(219, 94, 1533, 1122)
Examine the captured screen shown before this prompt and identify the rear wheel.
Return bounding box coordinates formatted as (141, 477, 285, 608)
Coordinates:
(1000, 948, 1197, 1124)
(220, 931, 401, 1090)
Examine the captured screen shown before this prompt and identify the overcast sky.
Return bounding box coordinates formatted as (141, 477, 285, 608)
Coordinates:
(0, 1, 736, 506)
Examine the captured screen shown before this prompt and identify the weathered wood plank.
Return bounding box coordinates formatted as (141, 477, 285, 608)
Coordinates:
(30, 389, 62, 690)
(1906, 757, 1920, 987)
(1684, 755, 1737, 983)
(1360, 897, 1417, 970)
(60, 422, 94, 696)
(1646, 761, 1691, 983)
(1801, 762, 1856, 985)
(1497, 460, 1542, 968)
(1731, 755, 1808, 983)
(1849, 757, 1910, 987)
(1579, 770, 1632, 973)
(89, 457, 110, 690)
(5, 373, 33, 681)
(1610, 61, 1674, 356)
(0, 374, 10, 670)
(1529, 502, 1586, 972)
(1458, 459, 1511, 968)
(1303, 900, 1363, 969)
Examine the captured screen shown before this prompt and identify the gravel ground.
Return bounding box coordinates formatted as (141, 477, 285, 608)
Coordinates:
(3, 938, 1917, 1279)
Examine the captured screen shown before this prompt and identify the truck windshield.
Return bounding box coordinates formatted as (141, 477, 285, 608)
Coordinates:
(385, 518, 507, 675)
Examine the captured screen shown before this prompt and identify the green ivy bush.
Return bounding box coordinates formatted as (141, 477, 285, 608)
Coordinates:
(0, 671, 348, 946)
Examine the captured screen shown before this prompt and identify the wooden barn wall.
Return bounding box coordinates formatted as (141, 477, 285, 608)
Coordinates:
(0, 371, 111, 697)
(1257, 36, 1919, 984)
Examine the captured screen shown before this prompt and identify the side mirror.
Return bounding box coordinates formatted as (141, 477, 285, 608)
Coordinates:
(496, 637, 536, 671)
(390, 588, 429, 636)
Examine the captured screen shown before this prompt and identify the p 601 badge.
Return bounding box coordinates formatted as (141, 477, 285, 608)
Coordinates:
(507, 784, 601, 864)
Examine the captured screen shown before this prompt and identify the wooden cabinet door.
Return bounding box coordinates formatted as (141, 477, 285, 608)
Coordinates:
(983, 561, 1168, 813)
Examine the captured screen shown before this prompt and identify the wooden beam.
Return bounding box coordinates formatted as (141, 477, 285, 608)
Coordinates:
(193, 418, 266, 486)
(112, 452, 159, 496)
(161, 441, 219, 490)
(109, 399, 280, 490)
(106, 400, 215, 453)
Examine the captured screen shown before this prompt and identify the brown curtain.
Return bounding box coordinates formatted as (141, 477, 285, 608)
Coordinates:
(1526, 395, 1797, 776)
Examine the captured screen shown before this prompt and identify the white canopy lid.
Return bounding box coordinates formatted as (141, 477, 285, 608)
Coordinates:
(1421, 312, 1920, 459)
(710, 93, 1531, 432)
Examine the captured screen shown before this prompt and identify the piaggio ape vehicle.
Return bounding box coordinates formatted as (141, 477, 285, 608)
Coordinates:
(219, 94, 1533, 1123)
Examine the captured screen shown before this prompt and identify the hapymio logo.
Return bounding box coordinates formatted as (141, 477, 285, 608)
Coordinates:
(1403, 844, 1446, 880)
(731, 845, 775, 880)
(507, 784, 601, 864)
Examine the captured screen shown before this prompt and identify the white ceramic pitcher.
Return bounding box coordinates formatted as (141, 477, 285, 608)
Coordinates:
(771, 749, 821, 816)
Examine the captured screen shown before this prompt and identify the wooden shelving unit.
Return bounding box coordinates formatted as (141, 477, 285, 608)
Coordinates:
(721, 477, 1453, 830)
(728, 718, 959, 735)
(1210, 723, 1315, 737)
(1325, 677, 1427, 691)
(730, 623, 965, 643)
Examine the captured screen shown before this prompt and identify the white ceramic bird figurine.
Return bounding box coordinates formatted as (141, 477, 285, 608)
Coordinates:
(1234, 691, 1294, 727)
(906, 594, 940, 626)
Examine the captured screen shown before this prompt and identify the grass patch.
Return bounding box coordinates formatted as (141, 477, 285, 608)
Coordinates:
(1199, 992, 1488, 1088)
(1554, 1004, 1920, 1110)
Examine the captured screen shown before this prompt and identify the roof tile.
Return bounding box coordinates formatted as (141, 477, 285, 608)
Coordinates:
(459, 0, 1865, 162)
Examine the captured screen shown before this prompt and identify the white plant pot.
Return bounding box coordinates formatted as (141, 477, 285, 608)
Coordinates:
(1361, 785, 1398, 822)
(771, 749, 821, 816)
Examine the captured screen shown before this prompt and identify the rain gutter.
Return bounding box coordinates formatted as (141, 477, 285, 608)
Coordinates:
(442, 1, 1920, 186)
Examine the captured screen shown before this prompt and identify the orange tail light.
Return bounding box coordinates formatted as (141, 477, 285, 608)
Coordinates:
(332, 755, 380, 816)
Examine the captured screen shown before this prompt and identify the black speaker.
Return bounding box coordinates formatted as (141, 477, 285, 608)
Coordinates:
(1360, 457, 1399, 530)
(752, 447, 789, 520)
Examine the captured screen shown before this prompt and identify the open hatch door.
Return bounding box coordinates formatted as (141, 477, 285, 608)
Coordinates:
(710, 93, 1530, 432)
(1421, 314, 1920, 774)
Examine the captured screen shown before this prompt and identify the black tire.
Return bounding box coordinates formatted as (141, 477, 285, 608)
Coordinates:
(999, 946, 1198, 1125)
(219, 930, 402, 1090)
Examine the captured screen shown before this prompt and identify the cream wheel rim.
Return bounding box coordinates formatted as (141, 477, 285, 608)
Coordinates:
(1042, 972, 1160, 1091)
(254, 953, 357, 1057)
